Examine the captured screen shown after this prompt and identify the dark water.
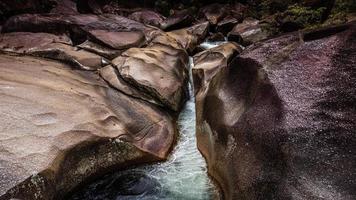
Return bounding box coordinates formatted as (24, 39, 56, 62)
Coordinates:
(69, 57, 220, 200)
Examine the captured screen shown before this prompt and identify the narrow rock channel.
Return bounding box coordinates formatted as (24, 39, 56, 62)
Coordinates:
(69, 56, 220, 200)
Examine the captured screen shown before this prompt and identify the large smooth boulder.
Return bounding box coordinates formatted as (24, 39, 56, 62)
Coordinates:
(194, 23, 356, 200)
(192, 42, 243, 97)
(0, 32, 106, 70)
(0, 54, 177, 199)
(110, 43, 189, 111)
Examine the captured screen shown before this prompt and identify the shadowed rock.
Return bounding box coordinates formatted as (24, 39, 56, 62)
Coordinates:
(76, 40, 122, 60)
(199, 3, 229, 26)
(0, 32, 106, 70)
(1, 13, 157, 44)
(50, 0, 78, 15)
(160, 9, 193, 31)
(0, 54, 177, 199)
(194, 23, 356, 200)
(128, 10, 166, 28)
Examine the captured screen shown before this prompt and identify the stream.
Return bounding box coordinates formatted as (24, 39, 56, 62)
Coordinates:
(69, 53, 220, 200)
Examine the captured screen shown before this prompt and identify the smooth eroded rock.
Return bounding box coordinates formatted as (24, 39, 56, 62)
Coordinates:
(0, 54, 177, 199)
(88, 30, 145, 50)
(194, 23, 356, 200)
(112, 43, 189, 111)
(150, 22, 210, 53)
(0, 32, 105, 70)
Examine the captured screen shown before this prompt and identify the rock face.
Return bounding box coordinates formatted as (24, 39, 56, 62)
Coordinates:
(0, 54, 179, 199)
(0, 32, 106, 70)
(88, 30, 145, 50)
(227, 18, 272, 46)
(160, 9, 193, 31)
(128, 10, 165, 28)
(110, 43, 189, 111)
(0, 8, 192, 199)
(193, 23, 356, 200)
(1, 13, 157, 44)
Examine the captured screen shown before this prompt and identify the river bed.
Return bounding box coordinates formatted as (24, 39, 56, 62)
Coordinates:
(69, 56, 220, 200)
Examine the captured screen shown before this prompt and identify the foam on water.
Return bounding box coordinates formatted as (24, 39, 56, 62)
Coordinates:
(69, 57, 220, 200)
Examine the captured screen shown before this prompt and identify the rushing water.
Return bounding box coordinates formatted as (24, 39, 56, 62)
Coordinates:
(69, 57, 219, 200)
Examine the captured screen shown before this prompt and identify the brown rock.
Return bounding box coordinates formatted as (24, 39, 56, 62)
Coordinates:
(77, 40, 122, 60)
(194, 23, 356, 200)
(2, 14, 156, 44)
(0, 32, 105, 70)
(88, 30, 146, 50)
(0, 54, 177, 199)
(99, 65, 161, 107)
(193, 42, 243, 98)
(112, 43, 189, 111)
(160, 9, 193, 31)
(150, 22, 210, 53)
(227, 18, 272, 46)
(216, 16, 239, 35)
(128, 10, 166, 28)
(207, 32, 226, 42)
(200, 3, 229, 25)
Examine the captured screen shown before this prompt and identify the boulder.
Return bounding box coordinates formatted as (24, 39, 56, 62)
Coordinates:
(194, 23, 356, 200)
(111, 43, 189, 111)
(227, 18, 272, 46)
(88, 30, 146, 50)
(207, 32, 226, 42)
(0, 32, 106, 70)
(77, 40, 122, 60)
(150, 22, 210, 53)
(99, 65, 161, 107)
(193, 42, 243, 97)
(199, 3, 229, 26)
(160, 9, 193, 31)
(128, 10, 166, 28)
(0, 54, 177, 199)
(1, 14, 156, 44)
(216, 16, 239, 35)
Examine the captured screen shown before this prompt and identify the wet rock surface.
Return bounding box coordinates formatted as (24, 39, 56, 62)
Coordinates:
(193, 23, 356, 200)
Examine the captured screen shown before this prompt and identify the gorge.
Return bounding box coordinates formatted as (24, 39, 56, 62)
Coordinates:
(0, 0, 355, 200)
